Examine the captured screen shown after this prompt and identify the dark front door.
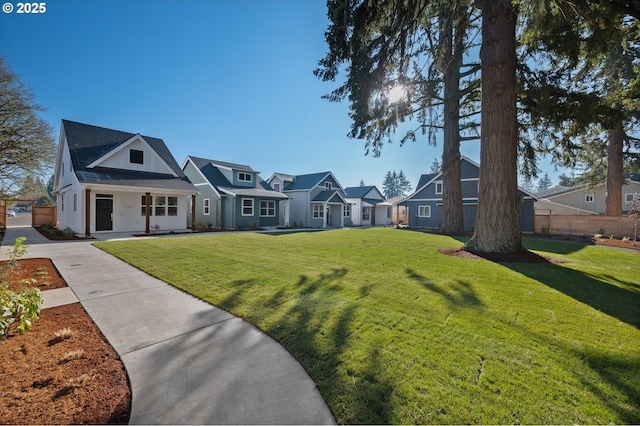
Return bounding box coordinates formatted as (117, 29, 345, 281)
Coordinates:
(96, 198, 113, 231)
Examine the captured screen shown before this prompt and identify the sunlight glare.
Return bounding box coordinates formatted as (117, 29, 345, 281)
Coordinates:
(388, 85, 406, 103)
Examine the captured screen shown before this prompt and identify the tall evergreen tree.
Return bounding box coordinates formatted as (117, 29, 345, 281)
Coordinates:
(316, 0, 481, 235)
(519, 1, 639, 216)
(537, 172, 553, 192)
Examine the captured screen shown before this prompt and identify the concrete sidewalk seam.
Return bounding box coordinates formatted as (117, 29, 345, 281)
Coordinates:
(118, 316, 237, 356)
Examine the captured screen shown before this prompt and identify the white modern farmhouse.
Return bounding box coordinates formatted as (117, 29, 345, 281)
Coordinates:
(53, 120, 198, 236)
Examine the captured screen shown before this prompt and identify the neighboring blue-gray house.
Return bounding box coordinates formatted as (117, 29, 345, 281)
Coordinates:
(182, 156, 289, 229)
(268, 171, 350, 228)
(397, 156, 537, 232)
(344, 185, 393, 226)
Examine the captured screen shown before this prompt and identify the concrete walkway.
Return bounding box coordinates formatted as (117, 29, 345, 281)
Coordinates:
(1, 227, 335, 425)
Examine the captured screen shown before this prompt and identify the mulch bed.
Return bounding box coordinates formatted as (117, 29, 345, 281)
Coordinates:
(440, 248, 568, 264)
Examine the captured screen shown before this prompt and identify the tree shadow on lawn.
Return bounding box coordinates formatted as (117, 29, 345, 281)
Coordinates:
(505, 261, 640, 329)
(217, 267, 396, 424)
(405, 268, 484, 310)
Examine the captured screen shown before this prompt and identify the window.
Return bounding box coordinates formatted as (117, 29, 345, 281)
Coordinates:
(435, 181, 443, 195)
(585, 193, 595, 203)
(387, 207, 392, 219)
(141, 195, 179, 216)
(260, 200, 275, 217)
(141, 195, 152, 216)
(61, 194, 64, 212)
(625, 193, 638, 204)
(73, 193, 77, 212)
(242, 198, 254, 216)
(273, 183, 281, 192)
(313, 204, 324, 218)
(130, 149, 144, 164)
(155, 196, 166, 216)
(62, 162, 65, 177)
(203, 198, 210, 215)
(238, 172, 252, 182)
(418, 205, 431, 217)
(362, 207, 371, 221)
(325, 182, 332, 191)
(167, 197, 178, 216)
(343, 205, 351, 217)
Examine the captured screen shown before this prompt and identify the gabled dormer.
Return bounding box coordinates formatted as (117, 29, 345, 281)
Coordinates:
(210, 161, 258, 188)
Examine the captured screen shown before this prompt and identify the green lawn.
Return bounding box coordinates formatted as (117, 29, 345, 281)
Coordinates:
(95, 228, 640, 424)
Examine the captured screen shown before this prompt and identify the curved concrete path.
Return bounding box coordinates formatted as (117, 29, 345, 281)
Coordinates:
(1, 227, 335, 425)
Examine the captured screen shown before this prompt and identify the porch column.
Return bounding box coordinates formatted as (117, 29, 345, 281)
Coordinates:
(340, 204, 344, 228)
(323, 203, 328, 229)
(145, 192, 151, 234)
(283, 199, 290, 227)
(85, 188, 91, 237)
(191, 194, 196, 231)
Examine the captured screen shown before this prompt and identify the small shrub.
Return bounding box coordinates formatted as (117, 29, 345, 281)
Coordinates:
(0, 283, 42, 339)
(63, 373, 92, 390)
(598, 228, 606, 235)
(54, 328, 75, 340)
(622, 236, 630, 242)
(63, 227, 75, 238)
(594, 233, 603, 239)
(541, 227, 550, 236)
(194, 221, 208, 231)
(59, 349, 85, 363)
(0, 238, 42, 339)
(248, 222, 260, 230)
(609, 234, 615, 240)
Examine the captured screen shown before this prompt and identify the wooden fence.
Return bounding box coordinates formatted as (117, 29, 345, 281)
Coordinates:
(535, 214, 638, 238)
(32, 206, 56, 227)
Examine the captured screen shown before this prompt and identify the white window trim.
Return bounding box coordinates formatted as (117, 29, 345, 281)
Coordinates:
(418, 205, 431, 217)
(242, 198, 254, 216)
(313, 204, 324, 218)
(585, 193, 595, 203)
(343, 205, 351, 217)
(325, 181, 333, 191)
(259, 200, 276, 217)
(238, 172, 252, 183)
(273, 182, 281, 192)
(625, 193, 638, 204)
(203, 198, 210, 215)
(362, 206, 371, 221)
(435, 181, 443, 195)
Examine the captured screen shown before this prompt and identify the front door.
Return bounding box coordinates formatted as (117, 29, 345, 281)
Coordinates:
(95, 196, 113, 231)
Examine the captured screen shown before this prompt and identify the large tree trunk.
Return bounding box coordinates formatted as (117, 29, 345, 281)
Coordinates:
(464, 0, 523, 253)
(440, 4, 465, 235)
(605, 121, 624, 216)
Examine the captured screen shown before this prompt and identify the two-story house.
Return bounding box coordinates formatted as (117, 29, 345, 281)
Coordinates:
(268, 171, 350, 228)
(53, 120, 198, 236)
(398, 156, 537, 232)
(182, 156, 289, 229)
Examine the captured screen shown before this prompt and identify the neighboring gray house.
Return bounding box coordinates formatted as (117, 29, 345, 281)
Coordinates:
(344, 185, 393, 226)
(268, 171, 350, 228)
(397, 156, 537, 232)
(53, 120, 198, 236)
(182, 156, 289, 229)
(535, 181, 640, 215)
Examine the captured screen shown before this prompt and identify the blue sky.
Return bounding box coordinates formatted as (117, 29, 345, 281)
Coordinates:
(0, 0, 564, 191)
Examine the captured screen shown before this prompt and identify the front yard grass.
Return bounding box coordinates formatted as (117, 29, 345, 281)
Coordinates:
(94, 228, 640, 424)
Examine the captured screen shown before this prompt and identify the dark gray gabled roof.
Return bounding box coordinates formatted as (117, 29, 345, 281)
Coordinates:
(187, 155, 282, 197)
(62, 120, 196, 192)
(312, 190, 346, 203)
(188, 156, 257, 174)
(345, 185, 377, 199)
(284, 172, 332, 191)
(417, 173, 438, 190)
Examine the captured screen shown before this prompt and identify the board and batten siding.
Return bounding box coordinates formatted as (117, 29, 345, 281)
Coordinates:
(98, 138, 175, 175)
